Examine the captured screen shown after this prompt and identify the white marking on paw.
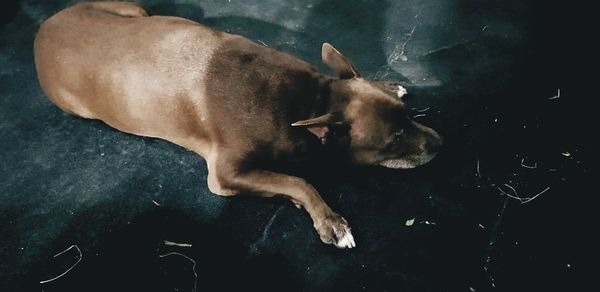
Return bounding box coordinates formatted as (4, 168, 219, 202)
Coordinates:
(335, 230, 356, 249)
(396, 85, 407, 98)
(348, 232, 356, 248)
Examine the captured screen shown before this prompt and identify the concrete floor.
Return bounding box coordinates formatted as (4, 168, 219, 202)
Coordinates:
(1, 0, 589, 291)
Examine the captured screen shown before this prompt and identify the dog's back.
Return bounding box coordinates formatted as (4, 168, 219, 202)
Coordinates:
(34, 1, 322, 157)
(34, 2, 226, 153)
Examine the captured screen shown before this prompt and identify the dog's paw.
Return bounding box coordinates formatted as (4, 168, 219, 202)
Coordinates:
(314, 212, 356, 249)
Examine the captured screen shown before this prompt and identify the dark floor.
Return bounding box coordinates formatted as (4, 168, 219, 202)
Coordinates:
(1, 0, 590, 291)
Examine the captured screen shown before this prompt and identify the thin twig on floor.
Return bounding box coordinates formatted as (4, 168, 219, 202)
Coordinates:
(497, 184, 550, 204)
(497, 187, 523, 202)
(164, 240, 192, 247)
(40, 245, 82, 284)
(501, 184, 522, 201)
(520, 158, 537, 169)
(158, 252, 197, 292)
(522, 187, 551, 204)
(548, 88, 560, 100)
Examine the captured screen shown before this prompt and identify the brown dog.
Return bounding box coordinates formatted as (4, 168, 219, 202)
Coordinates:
(34, 1, 442, 248)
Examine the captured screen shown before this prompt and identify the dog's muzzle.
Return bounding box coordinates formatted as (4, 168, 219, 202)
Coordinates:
(379, 152, 438, 169)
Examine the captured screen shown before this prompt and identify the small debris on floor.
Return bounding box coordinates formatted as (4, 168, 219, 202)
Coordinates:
(164, 240, 192, 247)
(548, 88, 560, 100)
(520, 157, 537, 169)
(158, 252, 197, 292)
(497, 182, 550, 204)
(522, 187, 550, 204)
(39, 245, 82, 284)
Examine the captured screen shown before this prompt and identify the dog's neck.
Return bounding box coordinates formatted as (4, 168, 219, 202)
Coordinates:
(313, 77, 352, 118)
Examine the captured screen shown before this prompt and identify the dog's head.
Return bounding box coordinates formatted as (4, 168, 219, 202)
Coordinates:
(292, 43, 442, 169)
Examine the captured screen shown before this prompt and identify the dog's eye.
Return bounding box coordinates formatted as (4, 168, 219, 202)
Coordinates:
(331, 124, 350, 136)
(394, 129, 405, 142)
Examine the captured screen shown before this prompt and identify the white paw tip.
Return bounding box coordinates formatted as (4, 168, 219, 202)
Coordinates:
(336, 231, 356, 249)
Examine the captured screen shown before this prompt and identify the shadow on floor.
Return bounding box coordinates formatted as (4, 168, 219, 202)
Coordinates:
(29, 208, 301, 292)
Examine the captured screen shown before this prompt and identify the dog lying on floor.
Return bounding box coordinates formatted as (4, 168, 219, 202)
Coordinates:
(34, 1, 442, 248)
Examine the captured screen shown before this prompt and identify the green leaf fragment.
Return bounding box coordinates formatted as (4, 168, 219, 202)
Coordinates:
(164, 240, 192, 247)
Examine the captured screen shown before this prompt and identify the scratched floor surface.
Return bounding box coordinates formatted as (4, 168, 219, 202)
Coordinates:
(0, 0, 589, 291)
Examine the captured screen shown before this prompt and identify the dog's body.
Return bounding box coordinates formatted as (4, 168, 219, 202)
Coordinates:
(34, 2, 442, 248)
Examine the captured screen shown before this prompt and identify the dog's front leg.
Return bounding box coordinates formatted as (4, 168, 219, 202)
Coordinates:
(207, 161, 355, 248)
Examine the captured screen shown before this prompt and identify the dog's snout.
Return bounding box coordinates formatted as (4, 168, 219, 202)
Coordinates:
(430, 136, 443, 153)
(427, 132, 443, 154)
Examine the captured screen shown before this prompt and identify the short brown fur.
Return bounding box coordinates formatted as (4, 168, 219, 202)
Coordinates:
(34, 2, 442, 248)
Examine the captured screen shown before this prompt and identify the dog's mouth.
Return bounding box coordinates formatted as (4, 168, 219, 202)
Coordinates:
(379, 152, 438, 169)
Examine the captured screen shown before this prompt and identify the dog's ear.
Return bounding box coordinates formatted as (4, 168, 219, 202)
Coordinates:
(322, 43, 361, 79)
(291, 112, 344, 144)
